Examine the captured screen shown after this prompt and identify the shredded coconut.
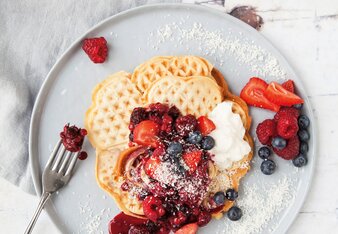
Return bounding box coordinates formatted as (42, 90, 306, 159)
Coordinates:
(148, 22, 286, 80)
(219, 175, 295, 234)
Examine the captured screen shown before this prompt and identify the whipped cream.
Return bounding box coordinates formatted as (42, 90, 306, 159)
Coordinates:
(208, 101, 251, 170)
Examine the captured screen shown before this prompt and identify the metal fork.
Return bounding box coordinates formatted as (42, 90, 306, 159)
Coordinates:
(24, 139, 79, 234)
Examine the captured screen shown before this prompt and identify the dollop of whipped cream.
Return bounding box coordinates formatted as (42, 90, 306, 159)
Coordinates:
(208, 101, 251, 170)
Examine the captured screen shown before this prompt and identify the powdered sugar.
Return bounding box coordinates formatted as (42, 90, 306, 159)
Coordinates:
(148, 22, 286, 80)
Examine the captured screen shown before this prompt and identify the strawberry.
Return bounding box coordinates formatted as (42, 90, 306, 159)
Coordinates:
(276, 115, 299, 139)
(142, 196, 166, 222)
(197, 116, 216, 135)
(174, 223, 198, 234)
(133, 120, 160, 148)
(144, 156, 161, 178)
(264, 82, 304, 107)
(281, 80, 295, 93)
(240, 77, 280, 112)
(82, 37, 108, 63)
(273, 135, 300, 160)
(274, 107, 300, 121)
(182, 151, 202, 173)
(256, 119, 277, 145)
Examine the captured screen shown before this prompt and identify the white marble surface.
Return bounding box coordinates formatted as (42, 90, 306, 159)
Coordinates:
(1, 0, 338, 233)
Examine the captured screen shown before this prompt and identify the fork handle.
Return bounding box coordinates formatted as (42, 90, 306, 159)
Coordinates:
(24, 192, 51, 234)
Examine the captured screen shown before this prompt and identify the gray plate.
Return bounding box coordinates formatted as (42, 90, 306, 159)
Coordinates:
(29, 4, 316, 234)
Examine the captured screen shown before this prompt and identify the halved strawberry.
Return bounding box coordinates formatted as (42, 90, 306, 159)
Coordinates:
(175, 223, 198, 234)
(197, 116, 216, 136)
(264, 82, 304, 107)
(133, 120, 160, 148)
(240, 77, 280, 112)
(281, 80, 295, 93)
(144, 156, 161, 178)
(182, 151, 202, 173)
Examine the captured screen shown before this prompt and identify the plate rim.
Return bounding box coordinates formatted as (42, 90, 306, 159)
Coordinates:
(29, 3, 317, 233)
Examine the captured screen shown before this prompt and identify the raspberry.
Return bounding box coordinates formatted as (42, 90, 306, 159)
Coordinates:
(256, 119, 277, 145)
(273, 135, 300, 160)
(277, 116, 299, 139)
(82, 37, 108, 63)
(130, 107, 148, 125)
(142, 196, 166, 221)
(274, 107, 299, 121)
(175, 115, 197, 136)
(161, 114, 173, 133)
(281, 80, 295, 93)
(197, 210, 212, 227)
(148, 103, 169, 115)
(149, 114, 162, 125)
(152, 146, 166, 159)
(168, 106, 181, 119)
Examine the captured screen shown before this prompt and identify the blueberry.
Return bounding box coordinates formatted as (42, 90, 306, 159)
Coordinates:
(300, 142, 309, 154)
(201, 136, 215, 150)
(298, 115, 310, 129)
(260, 159, 276, 175)
(292, 154, 308, 167)
(258, 146, 271, 159)
(129, 133, 134, 141)
(271, 137, 287, 150)
(187, 131, 203, 144)
(293, 103, 303, 109)
(213, 191, 226, 205)
(225, 189, 238, 201)
(167, 142, 183, 156)
(227, 206, 242, 221)
(298, 129, 310, 142)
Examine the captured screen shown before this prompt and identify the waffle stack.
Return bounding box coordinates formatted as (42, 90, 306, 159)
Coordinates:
(85, 56, 253, 219)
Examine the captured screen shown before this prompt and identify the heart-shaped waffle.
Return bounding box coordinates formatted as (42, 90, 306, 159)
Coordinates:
(85, 71, 142, 150)
(132, 55, 214, 92)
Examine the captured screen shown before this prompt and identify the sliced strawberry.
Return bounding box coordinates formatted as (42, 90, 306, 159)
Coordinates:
(133, 120, 160, 148)
(175, 223, 198, 234)
(144, 156, 161, 178)
(182, 151, 202, 173)
(281, 80, 295, 93)
(240, 77, 280, 112)
(197, 116, 216, 136)
(264, 82, 304, 107)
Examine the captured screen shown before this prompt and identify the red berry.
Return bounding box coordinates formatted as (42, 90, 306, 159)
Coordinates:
(273, 135, 300, 160)
(130, 107, 148, 125)
(274, 107, 300, 121)
(78, 151, 88, 160)
(148, 103, 169, 115)
(80, 129, 87, 136)
(161, 114, 173, 133)
(281, 80, 295, 93)
(197, 211, 211, 227)
(197, 116, 216, 136)
(182, 151, 202, 173)
(144, 156, 161, 178)
(277, 116, 299, 139)
(175, 115, 197, 137)
(256, 119, 277, 145)
(142, 196, 165, 222)
(82, 37, 108, 63)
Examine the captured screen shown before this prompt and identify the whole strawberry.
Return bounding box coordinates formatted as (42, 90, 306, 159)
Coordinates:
(82, 37, 108, 63)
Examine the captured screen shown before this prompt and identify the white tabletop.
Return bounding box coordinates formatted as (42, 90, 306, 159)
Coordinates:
(1, 0, 338, 233)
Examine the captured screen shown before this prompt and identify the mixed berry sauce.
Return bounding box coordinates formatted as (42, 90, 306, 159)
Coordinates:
(60, 124, 88, 160)
(109, 103, 225, 233)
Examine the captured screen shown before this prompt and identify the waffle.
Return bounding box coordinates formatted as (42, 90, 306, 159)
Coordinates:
(131, 56, 214, 92)
(143, 76, 223, 116)
(91, 57, 254, 221)
(85, 71, 142, 150)
(96, 147, 146, 219)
